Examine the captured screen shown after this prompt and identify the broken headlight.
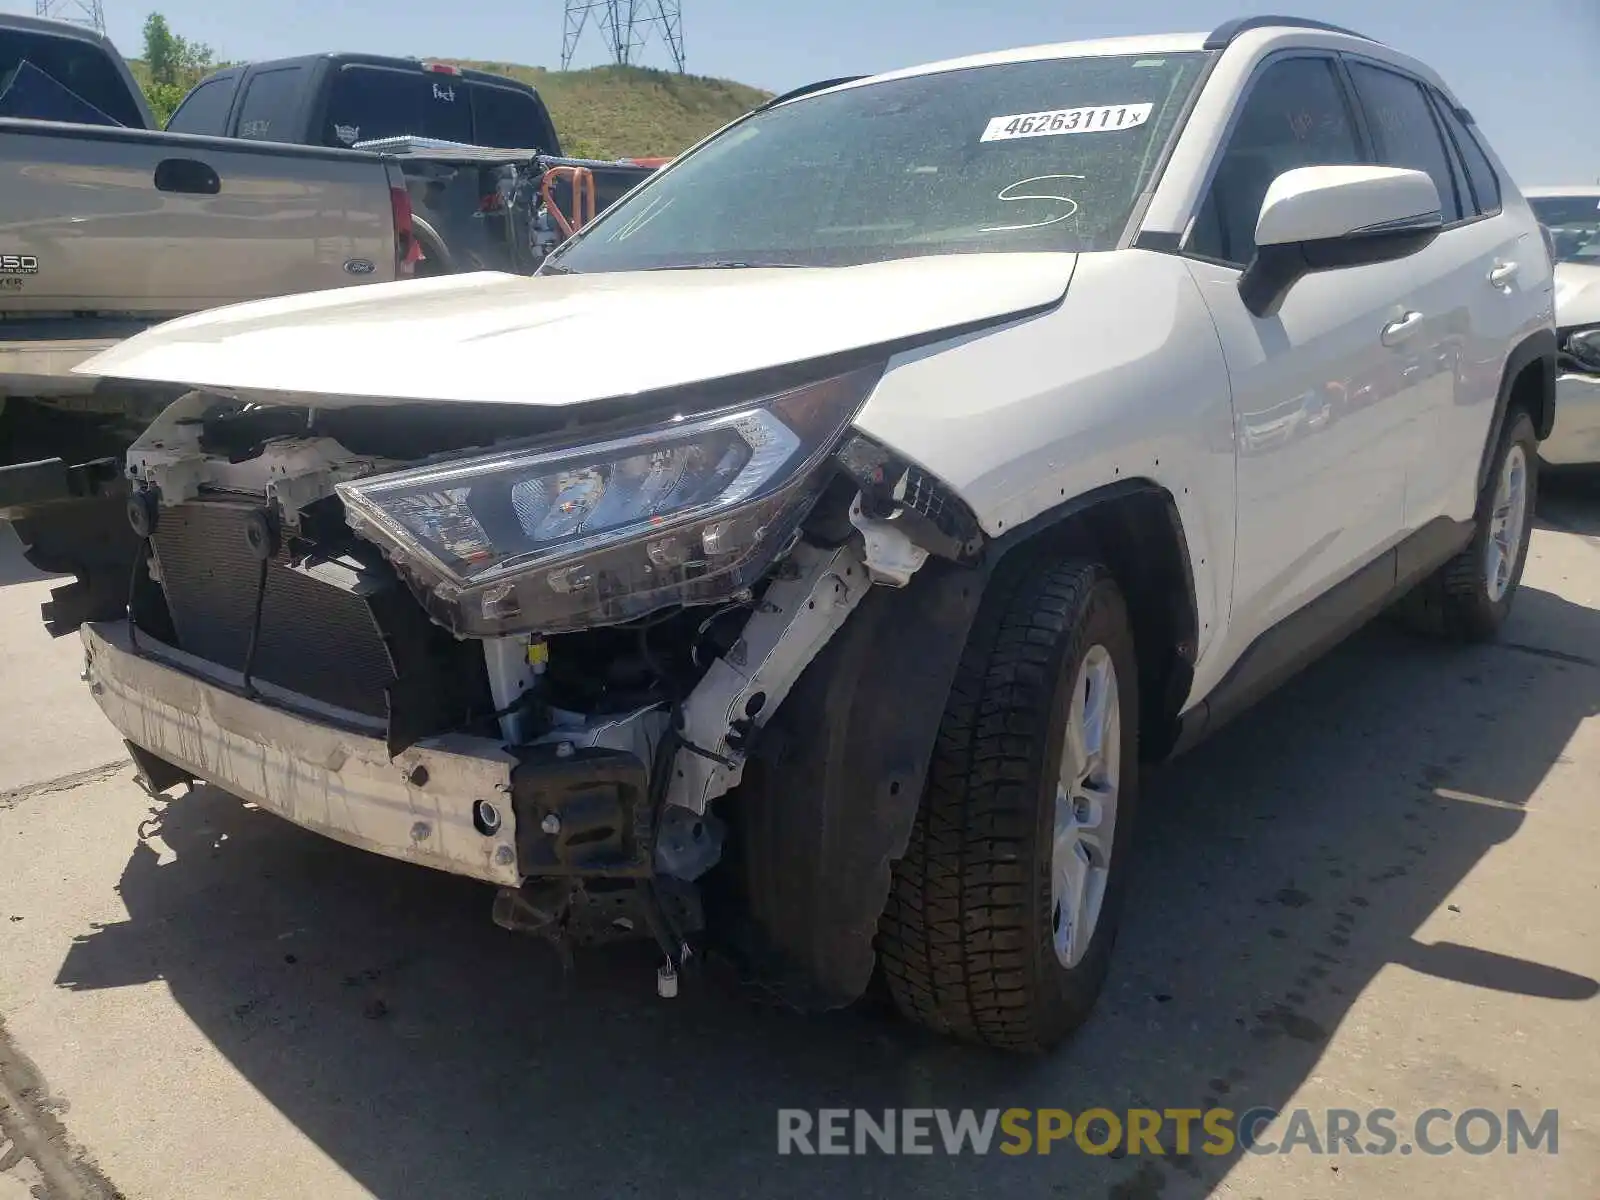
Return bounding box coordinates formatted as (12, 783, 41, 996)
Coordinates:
(338, 364, 883, 636)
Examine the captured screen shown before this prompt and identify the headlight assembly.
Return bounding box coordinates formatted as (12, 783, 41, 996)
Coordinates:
(337, 364, 884, 636)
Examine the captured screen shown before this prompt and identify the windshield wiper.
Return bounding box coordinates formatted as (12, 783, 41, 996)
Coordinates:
(644, 260, 812, 271)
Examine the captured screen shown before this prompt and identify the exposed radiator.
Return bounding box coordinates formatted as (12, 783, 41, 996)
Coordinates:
(149, 501, 400, 721)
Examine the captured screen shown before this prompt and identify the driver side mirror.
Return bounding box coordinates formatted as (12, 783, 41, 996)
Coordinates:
(1239, 165, 1443, 318)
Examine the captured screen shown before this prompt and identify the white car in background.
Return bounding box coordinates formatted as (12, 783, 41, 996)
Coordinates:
(1526, 186, 1600, 465)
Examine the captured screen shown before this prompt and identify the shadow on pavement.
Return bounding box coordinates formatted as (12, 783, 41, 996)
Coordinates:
(46, 577, 1600, 1199)
(1538, 466, 1600, 538)
(0, 523, 59, 589)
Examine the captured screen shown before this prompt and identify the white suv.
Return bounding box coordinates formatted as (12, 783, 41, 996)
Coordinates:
(24, 15, 1555, 1053)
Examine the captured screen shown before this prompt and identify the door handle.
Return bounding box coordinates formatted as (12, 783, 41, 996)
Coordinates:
(1380, 311, 1424, 347)
(154, 158, 221, 195)
(1489, 261, 1518, 289)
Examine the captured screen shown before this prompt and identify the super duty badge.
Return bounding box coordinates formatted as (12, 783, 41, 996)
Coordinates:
(1, 255, 39, 274)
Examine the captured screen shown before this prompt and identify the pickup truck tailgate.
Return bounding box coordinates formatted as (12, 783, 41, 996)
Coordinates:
(0, 118, 400, 316)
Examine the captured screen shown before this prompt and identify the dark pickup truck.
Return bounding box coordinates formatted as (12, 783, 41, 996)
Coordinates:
(164, 53, 662, 276)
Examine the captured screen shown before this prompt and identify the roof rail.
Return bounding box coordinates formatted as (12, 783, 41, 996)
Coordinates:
(1203, 15, 1376, 50)
(761, 76, 868, 109)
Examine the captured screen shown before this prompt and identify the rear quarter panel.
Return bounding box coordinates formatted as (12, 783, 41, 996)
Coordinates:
(0, 119, 398, 316)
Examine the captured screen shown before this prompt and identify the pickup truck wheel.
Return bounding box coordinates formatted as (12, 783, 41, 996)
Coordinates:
(877, 558, 1140, 1053)
(1397, 409, 1538, 642)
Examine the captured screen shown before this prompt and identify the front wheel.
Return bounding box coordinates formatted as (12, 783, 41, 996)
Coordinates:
(877, 557, 1140, 1053)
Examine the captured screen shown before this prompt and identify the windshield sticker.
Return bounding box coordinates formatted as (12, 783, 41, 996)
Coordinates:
(981, 103, 1152, 142)
(432, 82, 457, 102)
(980, 175, 1083, 233)
(334, 123, 360, 145)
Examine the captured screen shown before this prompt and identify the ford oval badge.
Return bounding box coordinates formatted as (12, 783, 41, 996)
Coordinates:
(343, 258, 376, 275)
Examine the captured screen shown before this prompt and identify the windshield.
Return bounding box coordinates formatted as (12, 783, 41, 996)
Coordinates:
(548, 52, 1209, 272)
(1530, 195, 1600, 266)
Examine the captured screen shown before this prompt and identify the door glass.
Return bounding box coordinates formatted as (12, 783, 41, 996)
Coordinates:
(234, 67, 304, 141)
(1189, 57, 1364, 266)
(166, 76, 237, 134)
(1347, 62, 1462, 223)
(1431, 95, 1502, 217)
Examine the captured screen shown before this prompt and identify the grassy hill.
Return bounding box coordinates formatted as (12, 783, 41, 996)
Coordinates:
(445, 62, 772, 159)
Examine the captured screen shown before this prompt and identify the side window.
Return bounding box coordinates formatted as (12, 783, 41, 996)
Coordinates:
(235, 68, 305, 141)
(1430, 93, 1502, 217)
(164, 76, 236, 135)
(1345, 62, 1462, 223)
(1189, 57, 1364, 266)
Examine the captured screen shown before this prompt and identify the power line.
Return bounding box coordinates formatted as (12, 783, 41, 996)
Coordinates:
(561, 0, 685, 73)
(35, 0, 106, 35)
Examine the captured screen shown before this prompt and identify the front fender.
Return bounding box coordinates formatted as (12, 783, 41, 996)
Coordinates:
(852, 248, 1235, 670)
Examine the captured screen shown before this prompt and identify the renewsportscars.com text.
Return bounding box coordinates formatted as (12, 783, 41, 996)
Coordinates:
(776, 1107, 1560, 1157)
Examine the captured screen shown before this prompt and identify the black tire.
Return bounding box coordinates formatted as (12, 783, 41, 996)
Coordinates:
(412, 221, 455, 278)
(1397, 409, 1538, 642)
(877, 556, 1141, 1053)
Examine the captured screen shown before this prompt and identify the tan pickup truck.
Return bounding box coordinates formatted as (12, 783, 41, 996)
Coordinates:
(1, 14, 415, 460)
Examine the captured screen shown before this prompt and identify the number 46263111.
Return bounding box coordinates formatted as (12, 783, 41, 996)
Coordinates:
(982, 102, 1153, 142)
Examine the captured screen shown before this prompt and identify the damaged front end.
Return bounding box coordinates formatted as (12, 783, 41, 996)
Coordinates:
(71, 363, 987, 1007)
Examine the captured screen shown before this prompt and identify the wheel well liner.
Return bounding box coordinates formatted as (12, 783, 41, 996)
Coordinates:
(720, 479, 1198, 1008)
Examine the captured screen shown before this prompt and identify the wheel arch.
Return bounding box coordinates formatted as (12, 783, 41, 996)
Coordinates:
(1478, 328, 1557, 495)
(718, 477, 1199, 1009)
(992, 479, 1200, 763)
(410, 216, 456, 277)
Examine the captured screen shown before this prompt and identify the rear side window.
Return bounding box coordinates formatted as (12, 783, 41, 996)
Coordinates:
(234, 67, 304, 141)
(1345, 61, 1463, 224)
(1430, 94, 1503, 217)
(165, 75, 236, 134)
(323, 65, 473, 148)
(1189, 56, 1364, 266)
(0, 28, 143, 126)
(470, 82, 551, 149)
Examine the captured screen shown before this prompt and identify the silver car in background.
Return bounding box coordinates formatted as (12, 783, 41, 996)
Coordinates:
(1527, 186, 1600, 466)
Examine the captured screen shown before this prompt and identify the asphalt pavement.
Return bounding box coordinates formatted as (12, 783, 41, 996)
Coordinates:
(1, 478, 1597, 1199)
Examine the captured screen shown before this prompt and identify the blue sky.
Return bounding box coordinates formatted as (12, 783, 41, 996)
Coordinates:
(16, 0, 1600, 184)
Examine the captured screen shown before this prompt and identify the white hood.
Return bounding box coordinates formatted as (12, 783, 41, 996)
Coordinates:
(78, 254, 1076, 407)
(1555, 260, 1600, 329)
